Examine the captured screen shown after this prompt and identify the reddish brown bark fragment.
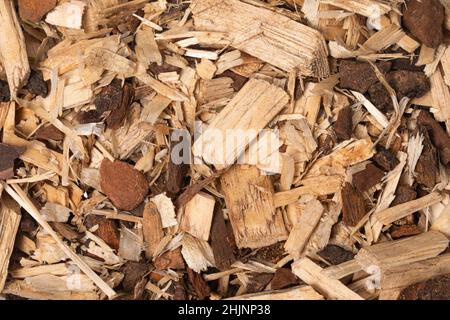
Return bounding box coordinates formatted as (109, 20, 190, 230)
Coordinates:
(391, 225, 421, 239)
(333, 107, 353, 141)
(417, 110, 450, 165)
(399, 275, 450, 300)
(210, 205, 236, 270)
(270, 268, 298, 290)
(372, 147, 399, 171)
(18, 0, 57, 23)
(0, 143, 25, 180)
(403, 0, 445, 48)
(187, 268, 210, 300)
(99, 159, 149, 211)
(352, 164, 385, 193)
(341, 182, 366, 227)
(154, 248, 186, 270)
(339, 60, 391, 93)
(84, 215, 120, 250)
(415, 128, 438, 188)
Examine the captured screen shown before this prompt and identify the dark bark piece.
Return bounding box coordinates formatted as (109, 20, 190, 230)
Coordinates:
(18, 0, 57, 23)
(24, 70, 48, 98)
(121, 261, 149, 293)
(270, 268, 298, 290)
(50, 222, 82, 242)
(386, 70, 430, 99)
(94, 79, 123, 115)
(153, 248, 186, 270)
(417, 110, 450, 165)
(318, 244, 355, 265)
(341, 182, 366, 227)
(210, 204, 236, 270)
(173, 279, 187, 300)
(77, 110, 103, 124)
(166, 139, 190, 195)
(84, 215, 120, 250)
(245, 242, 285, 264)
(368, 82, 393, 112)
(149, 62, 181, 75)
(106, 82, 134, 130)
(373, 147, 399, 171)
(390, 224, 421, 239)
(221, 71, 248, 91)
(391, 185, 417, 207)
(187, 268, 210, 300)
(0, 80, 11, 102)
(415, 127, 438, 188)
(339, 60, 391, 93)
(352, 163, 385, 193)
(35, 125, 65, 141)
(0, 143, 26, 180)
(333, 106, 353, 141)
(403, 0, 445, 48)
(20, 215, 37, 234)
(77, 80, 124, 125)
(399, 275, 450, 300)
(99, 159, 149, 211)
(391, 54, 423, 72)
(246, 273, 274, 294)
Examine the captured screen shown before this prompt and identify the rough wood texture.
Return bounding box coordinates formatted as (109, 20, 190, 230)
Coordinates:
(382, 254, 450, 291)
(292, 258, 364, 300)
(285, 199, 323, 258)
(228, 285, 323, 300)
(273, 175, 342, 207)
(191, 0, 329, 78)
(0, 196, 21, 292)
(0, 0, 30, 98)
(142, 201, 164, 259)
(193, 78, 288, 168)
(355, 231, 449, 270)
(372, 192, 443, 226)
(341, 182, 366, 227)
(220, 165, 288, 249)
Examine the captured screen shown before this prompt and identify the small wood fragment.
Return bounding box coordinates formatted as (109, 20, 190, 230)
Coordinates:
(355, 231, 449, 270)
(142, 201, 164, 260)
(210, 204, 236, 270)
(154, 248, 185, 270)
(333, 107, 353, 141)
(285, 199, 324, 258)
(271, 268, 298, 290)
(228, 285, 323, 300)
(193, 78, 289, 168)
(341, 182, 366, 227)
(220, 165, 288, 249)
(181, 192, 215, 241)
(382, 253, 450, 291)
(372, 192, 443, 226)
(191, 0, 330, 77)
(99, 159, 149, 211)
(292, 257, 364, 300)
(352, 163, 385, 193)
(0, 196, 21, 292)
(0, 0, 30, 98)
